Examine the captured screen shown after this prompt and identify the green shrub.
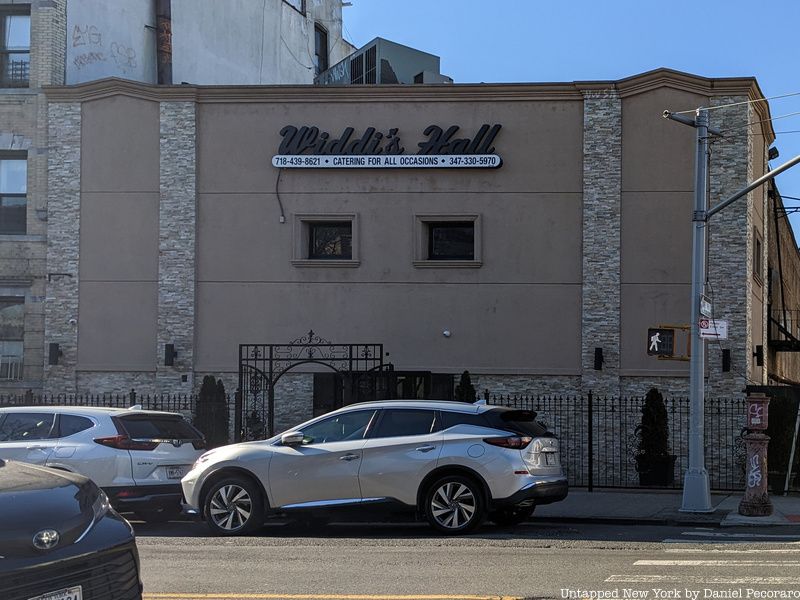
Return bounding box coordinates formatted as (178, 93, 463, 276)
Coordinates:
(454, 370, 477, 403)
(193, 375, 230, 448)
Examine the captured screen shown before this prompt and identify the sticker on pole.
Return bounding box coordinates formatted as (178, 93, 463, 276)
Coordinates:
(699, 318, 728, 340)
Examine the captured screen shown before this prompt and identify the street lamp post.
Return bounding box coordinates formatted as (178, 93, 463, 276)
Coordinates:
(664, 107, 800, 512)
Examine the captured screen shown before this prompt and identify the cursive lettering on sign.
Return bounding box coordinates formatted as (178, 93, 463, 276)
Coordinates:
(277, 124, 501, 157)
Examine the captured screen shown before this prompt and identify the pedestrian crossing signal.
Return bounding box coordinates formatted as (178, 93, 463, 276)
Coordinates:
(647, 328, 675, 356)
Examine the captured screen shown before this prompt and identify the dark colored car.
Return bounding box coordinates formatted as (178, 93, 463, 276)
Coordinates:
(0, 459, 143, 600)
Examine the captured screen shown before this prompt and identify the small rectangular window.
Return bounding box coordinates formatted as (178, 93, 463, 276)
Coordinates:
(0, 296, 23, 380)
(0, 10, 30, 87)
(314, 25, 328, 78)
(293, 214, 359, 267)
(0, 157, 27, 234)
(414, 214, 481, 268)
(753, 229, 763, 282)
(428, 221, 475, 260)
(309, 221, 352, 260)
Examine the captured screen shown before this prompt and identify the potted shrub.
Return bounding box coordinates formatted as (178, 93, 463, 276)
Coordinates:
(635, 388, 677, 486)
(454, 371, 477, 403)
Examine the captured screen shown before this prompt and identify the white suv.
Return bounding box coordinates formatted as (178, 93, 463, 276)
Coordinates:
(0, 405, 206, 520)
(182, 400, 568, 535)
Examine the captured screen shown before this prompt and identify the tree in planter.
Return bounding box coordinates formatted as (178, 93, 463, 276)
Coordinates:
(634, 387, 677, 486)
(454, 371, 477, 403)
(193, 375, 230, 448)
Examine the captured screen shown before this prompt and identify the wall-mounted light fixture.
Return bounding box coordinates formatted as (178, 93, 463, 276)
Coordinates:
(769, 146, 780, 161)
(164, 343, 178, 366)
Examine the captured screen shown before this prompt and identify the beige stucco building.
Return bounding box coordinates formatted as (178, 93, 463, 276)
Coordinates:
(38, 68, 791, 430)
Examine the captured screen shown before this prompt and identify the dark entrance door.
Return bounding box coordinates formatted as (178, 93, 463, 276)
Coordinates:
(312, 371, 454, 416)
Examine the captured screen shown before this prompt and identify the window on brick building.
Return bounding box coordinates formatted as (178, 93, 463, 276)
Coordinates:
(0, 296, 23, 380)
(0, 156, 26, 234)
(753, 229, 763, 283)
(0, 8, 30, 87)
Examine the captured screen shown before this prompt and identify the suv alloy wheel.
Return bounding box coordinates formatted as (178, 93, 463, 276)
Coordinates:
(424, 475, 485, 534)
(204, 476, 263, 535)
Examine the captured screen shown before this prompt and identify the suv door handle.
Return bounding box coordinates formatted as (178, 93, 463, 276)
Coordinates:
(340, 453, 360, 461)
(416, 445, 436, 453)
(26, 445, 46, 450)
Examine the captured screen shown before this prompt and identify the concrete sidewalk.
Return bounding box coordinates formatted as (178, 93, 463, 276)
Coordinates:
(532, 489, 800, 527)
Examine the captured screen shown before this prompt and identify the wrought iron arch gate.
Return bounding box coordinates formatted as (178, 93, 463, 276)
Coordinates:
(236, 331, 385, 441)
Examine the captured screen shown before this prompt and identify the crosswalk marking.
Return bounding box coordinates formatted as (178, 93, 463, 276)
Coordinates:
(635, 559, 800, 567)
(606, 575, 800, 584)
(664, 548, 800, 553)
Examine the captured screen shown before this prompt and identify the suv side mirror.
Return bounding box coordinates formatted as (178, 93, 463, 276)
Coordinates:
(281, 431, 304, 446)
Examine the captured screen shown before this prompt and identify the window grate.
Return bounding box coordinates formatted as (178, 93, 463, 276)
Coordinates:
(350, 54, 363, 84)
(364, 46, 376, 84)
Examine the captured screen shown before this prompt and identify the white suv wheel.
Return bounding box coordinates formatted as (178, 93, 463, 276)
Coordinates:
(425, 475, 484, 534)
(204, 477, 262, 535)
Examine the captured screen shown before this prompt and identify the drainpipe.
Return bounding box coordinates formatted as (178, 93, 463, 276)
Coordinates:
(156, 0, 172, 84)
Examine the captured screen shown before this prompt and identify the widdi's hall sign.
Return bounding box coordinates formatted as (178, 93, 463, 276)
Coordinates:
(271, 124, 502, 169)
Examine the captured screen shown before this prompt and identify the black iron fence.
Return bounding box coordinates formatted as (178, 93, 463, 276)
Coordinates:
(488, 393, 747, 491)
(0, 391, 200, 413)
(1, 390, 749, 490)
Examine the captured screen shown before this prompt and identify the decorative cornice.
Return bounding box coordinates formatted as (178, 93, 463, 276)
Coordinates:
(42, 70, 773, 143)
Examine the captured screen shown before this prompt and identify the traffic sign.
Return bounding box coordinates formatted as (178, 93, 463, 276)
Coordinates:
(647, 328, 675, 356)
(700, 295, 712, 319)
(700, 319, 728, 340)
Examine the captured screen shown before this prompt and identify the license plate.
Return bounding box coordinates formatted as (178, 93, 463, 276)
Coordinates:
(544, 453, 557, 466)
(167, 466, 187, 479)
(28, 586, 82, 600)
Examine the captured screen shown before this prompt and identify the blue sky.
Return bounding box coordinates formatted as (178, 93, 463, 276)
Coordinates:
(343, 0, 800, 235)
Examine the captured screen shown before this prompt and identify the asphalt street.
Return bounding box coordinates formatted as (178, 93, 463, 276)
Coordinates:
(133, 518, 800, 600)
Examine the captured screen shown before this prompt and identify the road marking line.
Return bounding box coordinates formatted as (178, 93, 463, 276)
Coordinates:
(664, 548, 800, 553)
(662, 539, 760, 544)
(680, 531, 800, 539)
(143, 595, 521, 600)
(636, 559, 800, 566)
(606, 575, 800, 584)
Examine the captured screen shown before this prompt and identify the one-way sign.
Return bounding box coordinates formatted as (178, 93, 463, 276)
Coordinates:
(647, 328, 675, 356)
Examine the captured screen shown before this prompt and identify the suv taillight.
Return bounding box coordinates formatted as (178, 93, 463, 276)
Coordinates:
(483, 436, 533, 449)
(94, 435, 159, 451)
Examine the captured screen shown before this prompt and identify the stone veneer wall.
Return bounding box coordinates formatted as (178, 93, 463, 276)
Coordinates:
(706, 97, 753, 399)
(156, 102, 196, 394)
(580, 90, 622, 397)
(44, 102, 80, 393)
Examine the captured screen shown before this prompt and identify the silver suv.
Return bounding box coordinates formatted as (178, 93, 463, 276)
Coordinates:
(181, 400, 568, 535)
